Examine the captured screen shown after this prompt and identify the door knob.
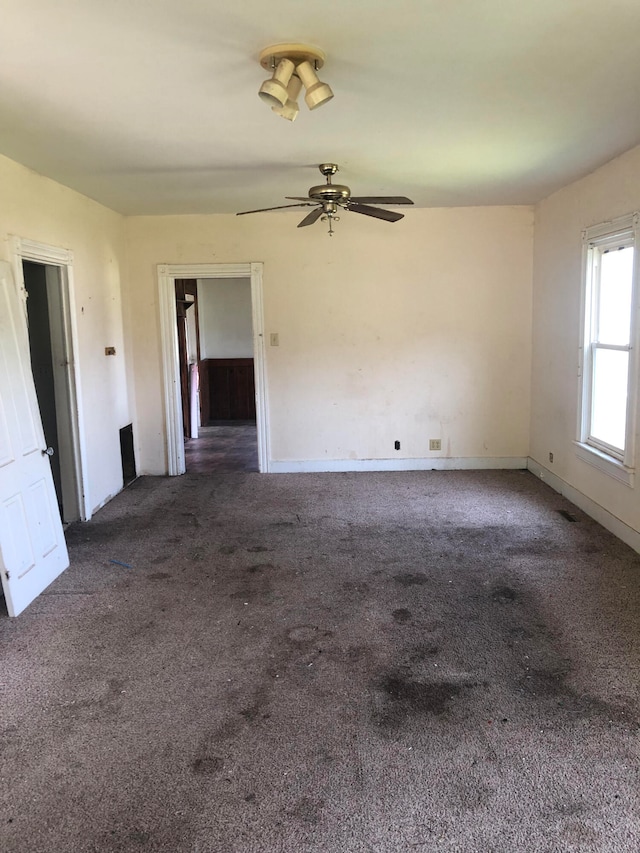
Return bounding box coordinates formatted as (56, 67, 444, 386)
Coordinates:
(42, 447, 54, 457)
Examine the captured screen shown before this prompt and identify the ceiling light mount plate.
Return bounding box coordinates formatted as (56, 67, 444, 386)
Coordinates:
(259, 44, 326, 71)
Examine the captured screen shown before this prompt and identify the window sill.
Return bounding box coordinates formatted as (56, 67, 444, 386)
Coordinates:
(574, 442, 635, 487)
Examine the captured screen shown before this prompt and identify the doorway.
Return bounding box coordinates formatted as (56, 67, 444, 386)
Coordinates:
(10, 238, 89, 521)
(183, 277, 258, 473)
(23, 262, 64, 510)
(158, 263, 270, 475)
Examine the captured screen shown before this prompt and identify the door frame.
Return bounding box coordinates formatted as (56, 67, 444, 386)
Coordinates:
(10, 237, 91, 521)
(157, 262, 270, 474)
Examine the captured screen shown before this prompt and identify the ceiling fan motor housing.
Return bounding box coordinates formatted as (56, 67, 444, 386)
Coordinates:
(309, 163, 350, 204)
(309, 184, 351, 203)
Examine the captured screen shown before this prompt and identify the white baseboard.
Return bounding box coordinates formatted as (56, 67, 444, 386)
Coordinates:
(269, 456, 528, 474)
(527, 457, 640, 555)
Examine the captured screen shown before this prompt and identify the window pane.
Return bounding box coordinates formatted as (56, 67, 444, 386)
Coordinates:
(591, 348, 629, 451)
(598, 246, 633, 345)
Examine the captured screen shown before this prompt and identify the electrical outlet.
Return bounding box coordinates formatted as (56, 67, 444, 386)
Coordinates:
(394, 440, 401, 451)
(429, 439, 441, 451)
(549, 452, 554, 463)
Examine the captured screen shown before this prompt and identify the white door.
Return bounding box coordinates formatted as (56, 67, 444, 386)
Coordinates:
(0, 261, 69, 616)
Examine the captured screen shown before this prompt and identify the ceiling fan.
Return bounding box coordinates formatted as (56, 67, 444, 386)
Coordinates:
(236, 164, 413, 235)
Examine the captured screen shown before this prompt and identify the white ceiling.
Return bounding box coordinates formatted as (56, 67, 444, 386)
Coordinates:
(2, 0, 640, 215)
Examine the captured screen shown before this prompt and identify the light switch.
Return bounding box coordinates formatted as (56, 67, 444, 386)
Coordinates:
(270, 333, 279, 347)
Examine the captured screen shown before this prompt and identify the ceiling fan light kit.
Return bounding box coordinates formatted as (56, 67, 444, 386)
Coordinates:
(237, 163, 414, 236)
(258, 44, 333, 118)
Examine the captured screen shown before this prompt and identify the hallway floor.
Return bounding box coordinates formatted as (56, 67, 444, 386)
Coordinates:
(184, 422, 258, 473)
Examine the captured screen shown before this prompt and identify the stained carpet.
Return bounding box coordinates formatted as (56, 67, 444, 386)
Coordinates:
(1, 470, 640, 852)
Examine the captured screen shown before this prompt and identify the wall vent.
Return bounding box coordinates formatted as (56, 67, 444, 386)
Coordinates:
(120, 424, 137, 486)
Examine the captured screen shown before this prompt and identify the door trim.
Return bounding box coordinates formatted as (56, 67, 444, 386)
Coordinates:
(9, 237, 91, 520)
(157, 263, 270, 474)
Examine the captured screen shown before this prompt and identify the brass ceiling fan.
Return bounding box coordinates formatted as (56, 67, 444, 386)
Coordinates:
(236, 164, 414, 235)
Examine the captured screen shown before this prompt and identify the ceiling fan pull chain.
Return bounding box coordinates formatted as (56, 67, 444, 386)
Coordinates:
(323, 215, 339, 235)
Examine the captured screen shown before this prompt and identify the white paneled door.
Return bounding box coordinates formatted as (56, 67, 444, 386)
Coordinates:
(0, 261, 69, 616)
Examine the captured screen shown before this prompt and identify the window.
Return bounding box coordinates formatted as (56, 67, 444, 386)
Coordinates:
(577, 214, 639, 484)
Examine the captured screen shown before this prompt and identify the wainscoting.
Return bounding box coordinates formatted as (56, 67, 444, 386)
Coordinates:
(199, 358, 256, 423)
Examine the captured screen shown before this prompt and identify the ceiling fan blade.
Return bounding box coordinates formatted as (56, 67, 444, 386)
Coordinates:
(346, 203, 404, 223)
(297, 207, 323, 228)
(236, 202, 315, 216)
(349, 196, 414, 205)
(285, 197, 313, 202)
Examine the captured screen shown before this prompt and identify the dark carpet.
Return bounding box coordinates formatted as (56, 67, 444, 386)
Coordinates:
(1, 470, 640, 852)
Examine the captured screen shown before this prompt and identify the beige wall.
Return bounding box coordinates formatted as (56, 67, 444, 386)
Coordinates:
(0, 154, 130, 514)
(126, 206, 534, 474)
(531, 144, 640, 536)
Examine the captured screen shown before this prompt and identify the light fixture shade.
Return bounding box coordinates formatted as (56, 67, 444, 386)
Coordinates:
(296, 60, 334, 110)
(258, 57, 295, 108)
(271, 74, 302, 121)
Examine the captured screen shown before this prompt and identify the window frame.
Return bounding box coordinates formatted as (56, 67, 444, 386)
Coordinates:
(576, 213, 639, 487)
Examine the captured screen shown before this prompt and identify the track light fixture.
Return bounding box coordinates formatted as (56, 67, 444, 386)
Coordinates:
(258, 57, 295, 108)
(295, 60, 334, 110)
(258, 44, 334, 119)
(271, 74, 302, 122)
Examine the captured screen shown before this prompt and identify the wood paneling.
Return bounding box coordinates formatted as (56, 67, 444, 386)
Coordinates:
(203, 358, 255, 422)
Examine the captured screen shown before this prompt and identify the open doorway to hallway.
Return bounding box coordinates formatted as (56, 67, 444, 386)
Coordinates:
(177, 276, 258, 473)
(158, 262, 269, 475)
(10, 236, 90, 521)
